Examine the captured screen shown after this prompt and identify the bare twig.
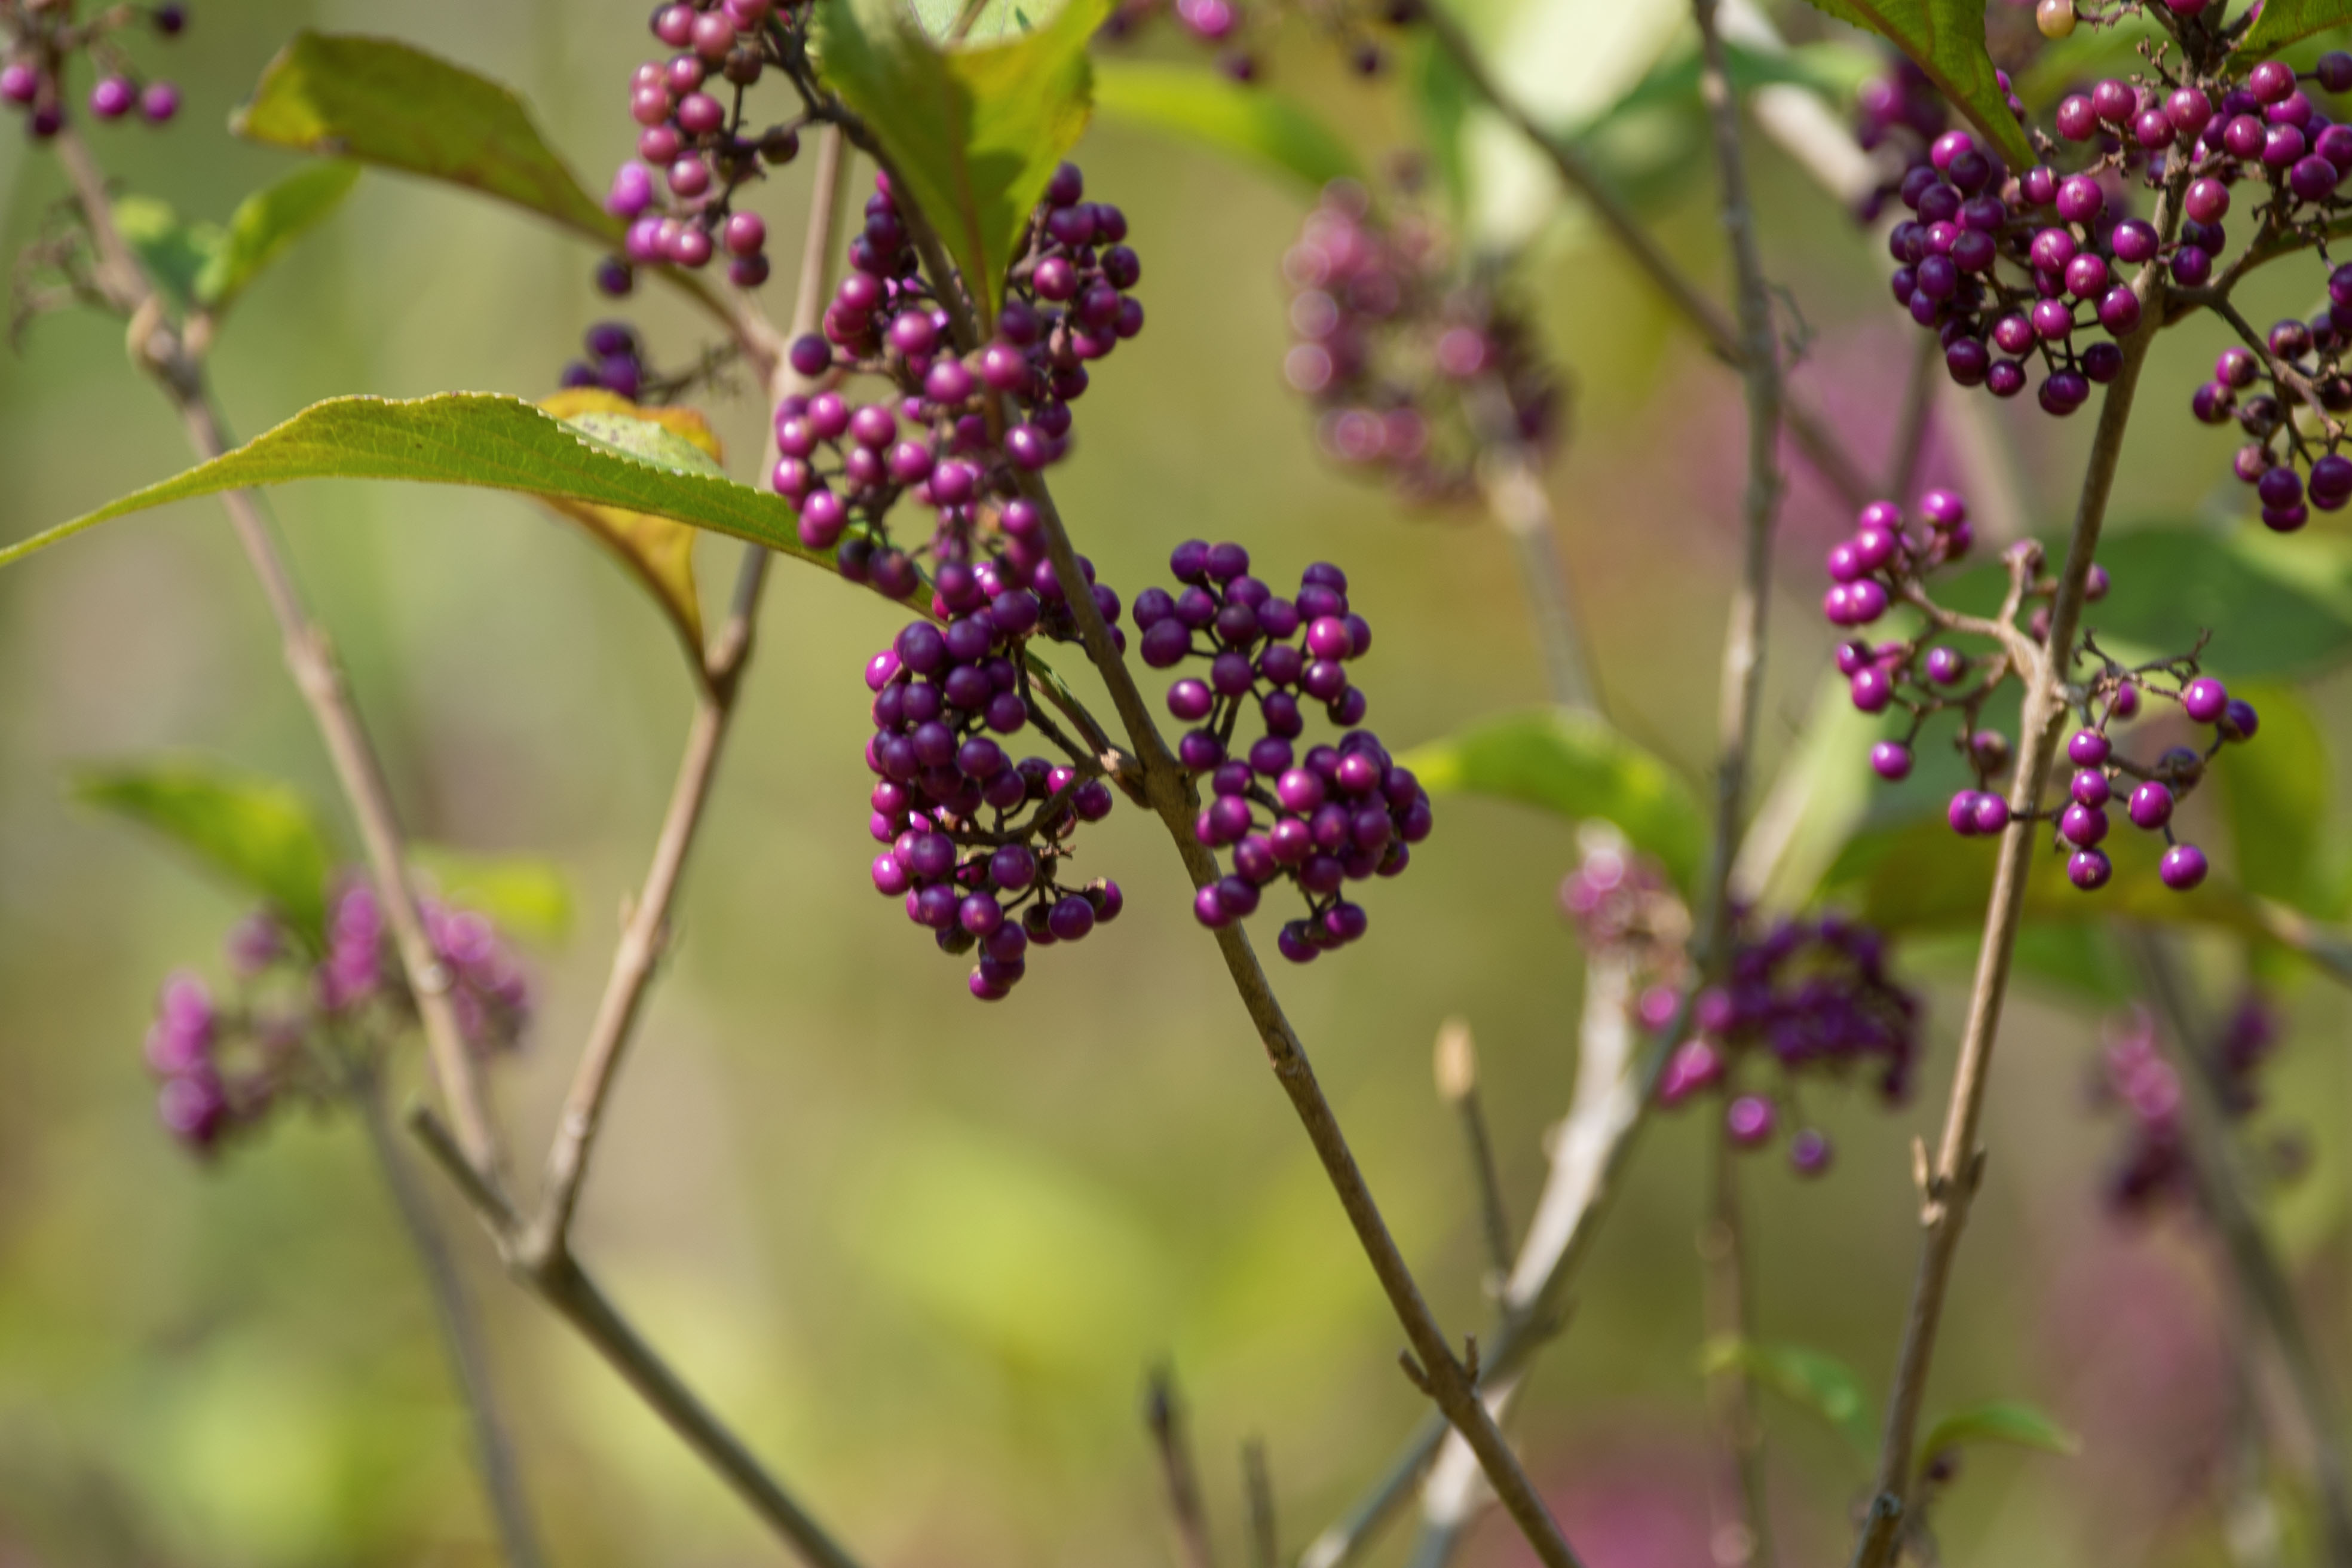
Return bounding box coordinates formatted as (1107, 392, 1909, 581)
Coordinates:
(523, 127, 848, 1266)
(1700, 1129, 1772, 1568)
(1416, 0, 1869, 512)
(1848, 154, 2187, 1568)
(1886, 330, 1938, 506)
(2130, 931, 2352, 1568)
(45, 128, 513, 1183)
(1149, 1368, 1217, 1568)
(1466, 380, 1594, 711)
(356, 1073, 544, 1568)
(1434, 1019, 1514, 1280)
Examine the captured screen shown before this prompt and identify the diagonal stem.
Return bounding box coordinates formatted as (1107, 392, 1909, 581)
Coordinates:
(44, 127, 512, 1186)
(523, 126, 847, 1264)
(1848, 153, 2184, 1568)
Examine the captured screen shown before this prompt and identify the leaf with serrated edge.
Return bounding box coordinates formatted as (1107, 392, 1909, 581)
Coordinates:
(1094, 62, 1361, 192)
(75, 762, 335, 945)
(538, 389, 719, 672)
(0, 393, 821, 573)
(1918, 1399, 2081, 1468)
(814, 0, 1108, 323)
(2241, 0, 2352, 59)
(1791, 0, 2033, 169)
(1402, 707, 1706, 893)
(1699, 1337, 1872, 1453)
(197, 160, 362, 315)
(234, 32, 615, 243)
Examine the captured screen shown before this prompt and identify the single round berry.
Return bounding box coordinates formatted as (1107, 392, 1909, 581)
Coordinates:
(1871, 741, 1913, 782)
(2068, 847, 2113, 890)
(2128, 780, 2175, 831)
(2182, 676, 2229, 724)
(2160, 843, 2210, 891)
(1725, 1094, 1777, 1149)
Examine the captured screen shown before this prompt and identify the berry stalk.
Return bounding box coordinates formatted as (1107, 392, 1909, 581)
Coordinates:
(1851, 155, 2181, 1568)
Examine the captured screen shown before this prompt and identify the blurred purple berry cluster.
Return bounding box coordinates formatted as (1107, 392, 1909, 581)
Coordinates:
(1282, 180, 1561, 504)
(1100, 0, 1413, 85)
(1138, 540, 1431, 957)
(143, 881, 529, 1153)
(1, 0, 183, 140)
(2093, 996, 2301, 1214)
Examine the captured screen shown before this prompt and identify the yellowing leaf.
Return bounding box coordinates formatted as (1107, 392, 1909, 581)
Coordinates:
(539, 388, 719, 670)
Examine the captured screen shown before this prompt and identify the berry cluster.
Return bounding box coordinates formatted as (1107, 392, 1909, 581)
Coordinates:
(1556, 840, 1921, 1178)
(1135, 540, 1431, 958)
(1281, 180, 1561, 504)
(144, 881, 531, 1153)
(608, 0, 800, 289)
(2092, 995, 2299, 1214)
(1850, 54, 2025, 223)
(559, 320, 652, 401)
(772, 164, 1144, 604)
(1, 1, 184, 139)
(1866, 0, 2352, 505)
(863, 612, 1122, 1002)
(1823, 487, 2256, 893)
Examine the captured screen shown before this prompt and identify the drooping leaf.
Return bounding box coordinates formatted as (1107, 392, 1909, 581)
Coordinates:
(1698, 1337, 1872, 1453)
(2218, 683, 2338, 918)
(74, 762, 335, 945)
(112, 196, 224, 314)
(1402, 708, 1706, 893)
(1788, 0, 2034, 169)
(1094, 61, 1361, 192)
(813, 0, 1110, 322)
(409, 846, 572, 945)
(1917, 1399, 2081, 1468)
(0, 393, 820, 573)
(233, 32, 616, 244)
(195, 160, 362, 316)
(537, 389, 719, 671)
(2240, 0, 2352, 60)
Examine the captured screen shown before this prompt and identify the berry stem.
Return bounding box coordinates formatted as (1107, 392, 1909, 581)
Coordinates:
(1414, 0, 1873, 511)
(1851, 153, 2185, 1568)
(46, 124, 510, 1186)
(354, 1068, 546, 1568)
(1434, 1019, 1516, 1279)
(523, 125, 850, 1267)
(2129, 929, 2352, 1568)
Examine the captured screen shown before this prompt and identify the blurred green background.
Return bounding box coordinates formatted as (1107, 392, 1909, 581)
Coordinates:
(4, 2, 2351, 1565)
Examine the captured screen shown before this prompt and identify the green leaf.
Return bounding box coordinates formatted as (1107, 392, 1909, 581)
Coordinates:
(906, 0, 1052, 39)
(73, 762, 334, 945)
(1698, 1337, 1872, 1453)
(0, 393, 822, 574)
(195, 161, 361, 316)
(2219, 682, 2338, 918)
(1790, 0, 2034, 170)
(1737, 669, 1888, 911)
(409, 846, 572, 945)
(1402, 708, 1707, 893)
(233, 32, 615, 244)
(1917, 1399, 2081, 1468)
(1094, 61, 1361, 192)
(113, 195, 225, 314)
(2240, 0, 2352, 60)
(2086, 527, 2352, 679)
(813, 0, 1110, 323)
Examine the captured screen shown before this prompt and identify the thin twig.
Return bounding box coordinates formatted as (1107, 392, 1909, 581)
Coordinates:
(1848, 153, 2187, 1568)
(522, 125, 850, 1268)
(1434, 1019, 1514, 1281)
(1466, 380, 1594, 710)
(1886, 330, 1938, 506)
(1149, 1368, 1217, 1568)
(356, 1073, 544, 1568)
(1414, 0, 1869, 512)
(1244, 1440, 1278, 1568)
(1700, 1128, 1772, 1568)
(410, 1106, 865, 1568)
(2130, 931, 2352, 1568)
(45, 125, 513, 1185)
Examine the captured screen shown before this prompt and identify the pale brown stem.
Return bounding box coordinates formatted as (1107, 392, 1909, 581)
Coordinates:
(1849, 155, 2184, 1567)
(522, 127, 847, 1264)
(49, 126, 508, 1179)
(1435, 1019, 1514, 1280)
(1700, 1129, 1772, 1568)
